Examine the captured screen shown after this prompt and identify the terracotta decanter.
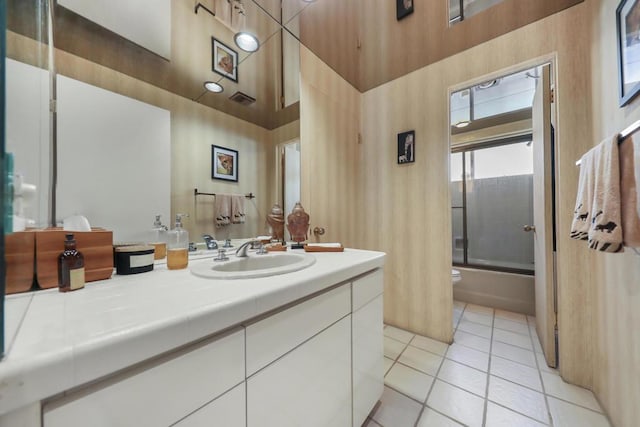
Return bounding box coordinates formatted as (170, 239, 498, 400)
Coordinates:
(286, 202, 310, 246)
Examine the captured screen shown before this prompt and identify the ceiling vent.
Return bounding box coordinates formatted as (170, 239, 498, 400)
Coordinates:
(229, 91, 256, 106)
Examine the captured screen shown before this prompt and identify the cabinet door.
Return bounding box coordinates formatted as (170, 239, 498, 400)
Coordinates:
(43, 329, 244, 427)
(247, 316, 352, 427)
(172, 383, 245, 427)
(352, 295, 384, 427)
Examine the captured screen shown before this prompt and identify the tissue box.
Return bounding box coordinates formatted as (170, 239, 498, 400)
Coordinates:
(5, 231, 35, 294)
(35, 228, 114, 289)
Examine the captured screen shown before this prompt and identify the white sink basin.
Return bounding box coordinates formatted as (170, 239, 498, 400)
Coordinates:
(190, 253, 316, 279)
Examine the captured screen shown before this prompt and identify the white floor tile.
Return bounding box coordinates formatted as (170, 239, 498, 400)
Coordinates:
(437, 359, 488, 397)
(453, 300, 467, 310)
(485, 402, 548, 427)
(457, 320, 493, 339)
(398, 345, 443, 376)
(465, 304, 495, 316)
(532, 334, 544, 354)
(494, 309, 528, 324)
(417, 408, 464, 427)
(494, 318, 531, 336)
(384, 357, 394, 375)
(385, 363, 434, 403)
(493, 328, 533, 350)
(427, 380, 485, 427)
(446, 343, 490, 372)
(384, 336, 406, 360)
(384, 325, 415, 344)
(541, 372, 602, 412)
(371, 386, 422, 427)
(362, 418, 382, 427)
(547, 397, 611, 427)
(491, 341, 537, 368)
(488, 375, 548, 423)
(535, 351, 559, 375)
(462, 311, 494, 327)
(490, 355, 543, 391)
(453, 330, 491, 353)
(411, 335, 449, 356)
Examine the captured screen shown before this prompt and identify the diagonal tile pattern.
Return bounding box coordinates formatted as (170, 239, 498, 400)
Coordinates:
(367, 301, 613, 427)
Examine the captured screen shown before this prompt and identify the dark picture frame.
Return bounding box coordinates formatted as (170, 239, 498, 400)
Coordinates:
(212, 145, 239, 182)
(397, 130, 415, 164)
(397, 0, 414, 20)
(212, 37, 238, 82)
(617, 0, 640, 106)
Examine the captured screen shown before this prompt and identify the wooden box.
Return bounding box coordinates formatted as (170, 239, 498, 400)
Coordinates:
(35, 228, 114, 289)
(5, 231, 36, 294)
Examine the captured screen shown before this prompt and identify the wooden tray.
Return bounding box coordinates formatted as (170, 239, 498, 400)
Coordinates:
(35, 228, 114, 289)
(304, 244, 344, 253)
(5, 231, 36, 294)
(266, 243, 287, 252)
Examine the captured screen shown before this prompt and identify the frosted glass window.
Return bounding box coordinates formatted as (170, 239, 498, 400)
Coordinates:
(473, 70, 536, 120)
(449, 0, 506, 24)
(450, 90, 470, 126)
(471, 142, 533, 179)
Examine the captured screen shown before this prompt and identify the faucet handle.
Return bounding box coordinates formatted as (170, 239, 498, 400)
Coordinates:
(255, 243, 267, 255)
(213, 248, 229, 261)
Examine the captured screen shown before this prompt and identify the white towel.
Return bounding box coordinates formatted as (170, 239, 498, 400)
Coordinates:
(570, 149, 595, 241)
(587, 135, 624, 253)
(214, 194, 232, 227)
(620, 135, 640, 247)
(231, 194, 245, 224)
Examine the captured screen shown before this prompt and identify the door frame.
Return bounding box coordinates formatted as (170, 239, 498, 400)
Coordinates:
(447, 55, 560, 364)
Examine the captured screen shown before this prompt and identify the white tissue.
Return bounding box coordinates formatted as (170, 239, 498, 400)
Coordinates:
(63, 215, 92, 232)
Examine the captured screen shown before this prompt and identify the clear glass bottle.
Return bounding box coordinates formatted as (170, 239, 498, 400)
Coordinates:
(58, 233, 85, 292)
(167, 214, 189, 270)
(149, 214, 167, 260)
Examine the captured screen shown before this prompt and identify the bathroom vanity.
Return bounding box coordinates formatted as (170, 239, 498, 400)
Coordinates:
(0, 249, 385, 427)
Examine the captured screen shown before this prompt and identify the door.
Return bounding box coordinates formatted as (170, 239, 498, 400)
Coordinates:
(531, 64, 557, 367)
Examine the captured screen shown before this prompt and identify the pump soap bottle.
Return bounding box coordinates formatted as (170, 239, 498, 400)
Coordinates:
(149, 214, 168, 260)
(167, 214, 189, 270)
(59, 233, 85, 292)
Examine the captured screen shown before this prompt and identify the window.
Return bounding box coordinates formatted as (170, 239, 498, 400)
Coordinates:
(451, 139, 534, 273)
(449, 0, 507, 25)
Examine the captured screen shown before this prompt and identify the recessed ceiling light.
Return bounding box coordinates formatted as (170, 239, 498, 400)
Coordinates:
(204, 81, 224, 93)
(476, 79, 500, 89)
(234, 32, 260, 52)
(302, 0, 317, 3)
(454, 120, 471, 128)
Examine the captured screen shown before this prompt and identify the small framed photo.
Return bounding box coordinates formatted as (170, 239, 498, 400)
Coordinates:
(212, 145, 239, 182)
(212, 37, 238, 82)
(397, 130, 415, 164)
(617, 0, 640, 106)
(397, 0, 414, 20)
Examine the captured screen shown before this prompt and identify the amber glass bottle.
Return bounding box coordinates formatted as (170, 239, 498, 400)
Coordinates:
(58, 233, 85, 292)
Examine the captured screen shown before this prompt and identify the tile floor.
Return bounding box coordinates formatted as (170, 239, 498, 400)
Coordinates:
(366, 301, 612, 427)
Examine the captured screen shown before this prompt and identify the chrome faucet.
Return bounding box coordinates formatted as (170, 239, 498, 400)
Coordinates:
(202, 234, 218, 250)
(235, 240, 267, 257)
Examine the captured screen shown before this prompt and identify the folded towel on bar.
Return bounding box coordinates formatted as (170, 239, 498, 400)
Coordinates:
(587, 135, 624, 253)
(214, 194, 232, 227)
(620, 135, 640, 247)
(570, 148, 595, 241)
(231, 194, 246, 224)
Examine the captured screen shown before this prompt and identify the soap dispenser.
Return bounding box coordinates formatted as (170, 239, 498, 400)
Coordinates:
(167, 214, 189, 270)
(149, 214, 168, 260)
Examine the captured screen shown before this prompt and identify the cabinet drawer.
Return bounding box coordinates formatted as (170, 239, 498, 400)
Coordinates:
(172, 383, 245, 427)
(246, 283, 350, 376)
(352, 269, 383, 312)
(43, 328, 245, 427)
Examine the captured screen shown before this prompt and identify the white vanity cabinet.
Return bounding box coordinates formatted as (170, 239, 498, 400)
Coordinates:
(352, 270, 384, 427)
(42, 329, 245, 427)
(19, 266, 384, 427)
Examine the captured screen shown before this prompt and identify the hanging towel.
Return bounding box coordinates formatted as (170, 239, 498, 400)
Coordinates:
(231, 194, 246, 224)
(587, 135, 624, 253)
(620, 135, 640, 247)
(214, 194, 232, 227)
(570, 149, 595, 241)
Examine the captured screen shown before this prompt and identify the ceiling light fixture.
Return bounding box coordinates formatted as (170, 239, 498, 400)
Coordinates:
(454, 120, 471, 128)
(234, 32, 260, 52)
(476, 79, 500, 90)
(204, 81, 224, 93)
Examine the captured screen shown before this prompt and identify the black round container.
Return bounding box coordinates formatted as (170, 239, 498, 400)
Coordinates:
(114, 245, 155, 275)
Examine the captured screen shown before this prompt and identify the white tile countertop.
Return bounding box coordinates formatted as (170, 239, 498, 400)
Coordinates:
(0, 248, 385, 416)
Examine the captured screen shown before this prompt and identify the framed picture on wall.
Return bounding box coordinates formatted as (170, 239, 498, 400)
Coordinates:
(397, 130, 415, 164)
(616, 0, 640, 106)
(212, 37, 238, 82)
(397, 0, 414, 20)
(212, 145, 239, 182)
